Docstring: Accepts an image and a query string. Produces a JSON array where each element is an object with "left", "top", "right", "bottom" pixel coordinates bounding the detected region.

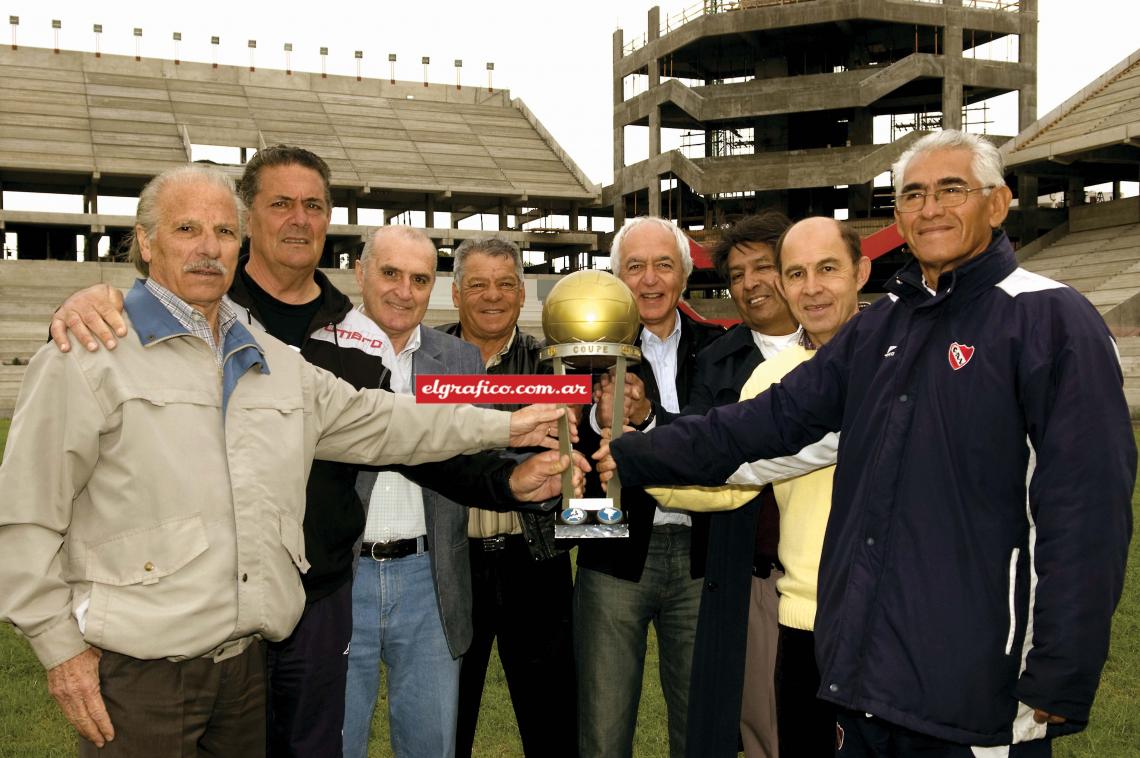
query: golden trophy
[{"left": 540, "top": 270, "right": 640, "bottom": 538}]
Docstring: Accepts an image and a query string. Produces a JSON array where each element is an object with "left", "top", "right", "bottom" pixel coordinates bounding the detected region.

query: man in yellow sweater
[
  {"left": 737, "top": 216, "right": 869, "bottom": 756},
  {"left": 650, "top": 215, "right": 869, "bottom": 756}
]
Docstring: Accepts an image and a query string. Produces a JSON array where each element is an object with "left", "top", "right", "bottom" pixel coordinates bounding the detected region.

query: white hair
[
  {"left": 610, "top": 216, "right": 693, "bottom": 278},
  {"left": 891, "top": 130, "right": 1005, "bottom": 195}
]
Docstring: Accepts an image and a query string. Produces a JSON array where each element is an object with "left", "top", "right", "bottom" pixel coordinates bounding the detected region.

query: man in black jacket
[
  {"left": 439, "top": 236, "right": 577, "bottom": 758},
  {"left": 576, "top": 216, "right": 722, "bottom": 758},
  {"left": 679, "top": 212, "right": 797, "bottom": 758}
]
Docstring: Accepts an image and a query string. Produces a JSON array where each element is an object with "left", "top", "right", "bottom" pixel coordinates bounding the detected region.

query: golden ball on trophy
[{"left": 542, "top": 270, "right": 639, "bottom": 347}]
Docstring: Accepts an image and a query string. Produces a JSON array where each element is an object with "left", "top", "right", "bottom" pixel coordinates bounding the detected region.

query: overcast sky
[{"left": 2, "top": 0, "right": 1136, "bottom": 186}]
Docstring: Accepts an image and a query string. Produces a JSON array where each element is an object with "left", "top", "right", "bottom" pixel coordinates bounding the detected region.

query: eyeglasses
[{"left": 894, "top": 185, "right": 994, "bottom": 213}]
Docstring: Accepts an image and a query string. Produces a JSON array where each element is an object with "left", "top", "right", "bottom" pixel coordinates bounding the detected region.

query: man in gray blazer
[{"left": 340, "top": 226, "right": 565, "bottom": 758}]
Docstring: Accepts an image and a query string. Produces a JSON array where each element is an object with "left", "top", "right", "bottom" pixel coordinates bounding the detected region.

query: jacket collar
[
  {"left": 124, "top": 280, "right": 269, "bottom": 374},
  {"left": 702, "top": 323, "right": 761, "bottom": 363},
  {"left": 886, "top": 230, "right": 1018, "bottom": 309},
  {"left": 635, "top": 307, "right": 699, "bottom": 350},
  {"left": 226, "top": 254, "right": 353, "bottom": 332}
]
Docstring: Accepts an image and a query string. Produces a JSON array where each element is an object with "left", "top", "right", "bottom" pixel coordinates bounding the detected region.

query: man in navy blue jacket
[{"left": 597, "top": 130, "right": 1134, "bottom": 757}]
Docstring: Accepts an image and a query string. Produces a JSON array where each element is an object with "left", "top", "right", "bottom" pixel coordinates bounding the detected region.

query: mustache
[{"left": 182, "top": 259, "right": 228, "bottom": 276}]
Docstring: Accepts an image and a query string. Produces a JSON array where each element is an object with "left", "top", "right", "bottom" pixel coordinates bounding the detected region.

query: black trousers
[
  {"left": 836, "top": 709, "right": 1053, "bottom": 757},
  {"left": 456, "top": 535, "right": 578, "bottom": 758},
  {"left": 775, "top": 624, "right": 836, "bottom": 758},
  {"left": 81, "top": 641, "right": 266, "bottom": 757},
  {"left": 266, "top": 578, "right": 354, "bottom": 758}
]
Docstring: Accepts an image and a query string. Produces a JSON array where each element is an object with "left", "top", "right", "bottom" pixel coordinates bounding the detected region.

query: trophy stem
[
  {"left": 552, "top": 356, "right": 575, "bottom": 503},
  {"left": 608, "top": 355, "right": 626, "bottom": 511}
]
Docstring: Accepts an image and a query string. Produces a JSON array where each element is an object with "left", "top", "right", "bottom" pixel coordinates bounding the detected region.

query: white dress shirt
[
  {"left": 362, "top": 318, "right": 428, "bottom": 543},
  {"left": 637, "top": 313, "right": 691, "bottom": 527}
]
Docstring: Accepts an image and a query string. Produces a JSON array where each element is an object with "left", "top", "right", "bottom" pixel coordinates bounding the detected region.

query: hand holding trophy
[{"left": 540, "top": 270, "right": 640, "bottom": 538}]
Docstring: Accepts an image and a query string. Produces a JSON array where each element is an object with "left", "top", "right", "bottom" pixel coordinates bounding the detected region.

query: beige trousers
[{"left": 740, "top": 570, "right": 783, "bottom": 758}]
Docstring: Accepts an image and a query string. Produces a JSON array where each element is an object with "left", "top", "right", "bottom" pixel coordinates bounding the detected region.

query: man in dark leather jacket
[{"left": 439, "top": 236, "right": 577, "bottom": 758}]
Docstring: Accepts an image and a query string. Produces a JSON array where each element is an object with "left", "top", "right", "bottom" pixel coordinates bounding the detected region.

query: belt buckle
[{"left": 482, "top": 535, "right": 507, "bottom": 552}]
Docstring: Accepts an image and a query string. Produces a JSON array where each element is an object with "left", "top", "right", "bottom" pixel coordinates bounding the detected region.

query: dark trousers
[
  {"left": 266, "top": 579, "right": 354, "bottom": 758},
  {"left": 836, "top": 709, "right": 1053, "bottom": 757},
  {"left": 456, "top": 535, "right": 578, "bottom": 758},
  {"left": 775, "top": 625, "right": 835, "bottom": 758},
  {"left": 80, "top": 641, "right": 266, "bottom": 757}
]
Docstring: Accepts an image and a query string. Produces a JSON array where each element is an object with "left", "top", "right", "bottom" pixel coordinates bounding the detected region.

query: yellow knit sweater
[
  {"left": 737, "top": 345, "right": 833, "bottom": 632},
  {"left": 643, "top": 344, "right": 834, "bottom": 630}
]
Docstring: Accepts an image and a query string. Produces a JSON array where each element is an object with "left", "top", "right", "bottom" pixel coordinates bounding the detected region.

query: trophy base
[
  {"left": 556, "top": 499, "right": 629, "bottom": 539},
  {"left": 555, "top": 524, "right": 630, "bottom": 539}
]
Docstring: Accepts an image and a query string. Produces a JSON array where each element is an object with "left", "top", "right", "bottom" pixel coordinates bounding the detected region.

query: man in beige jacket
[{"left": 0, "top": 164, "right": 580, "bottom": 757}]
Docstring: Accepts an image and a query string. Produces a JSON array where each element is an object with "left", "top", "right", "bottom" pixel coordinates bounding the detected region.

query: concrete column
[
  {"left": 647, "top": 6, "right": 662, "bottom": 218},
  {"left": 569, "top": 202, "right": 579, "bottom": 231},
  {"left": 941, "top": 0, "right": 964, "bottom": 131},
  {"left": 347, "top": 192, "right": 358, "bottom": 225},
  {"left": 84, "top": 231, "right": 103, "bottom": 262},
  {"left": 1018, "top": 0, "right": 1039, "bottom": 132},
  {"left": 499, "top": 199, "right": 508, "bottom": 231},
  {"left": 647, "top": 6, "right": 661, "bottom": 156},
  {"left": 848, "top": 108, "right": 874, "bottom": 217},
  {"left": 1067, "top": 175, "right": 1085, "bottom": 208},
  {"left": 613, "top": 28, "right": 626, "bottom": 228},
  {"left": 425, "top": 194, "right": 436, "bottom": 229},
  {"left": 83, "top": 184, "right": 97, "bottom": 214},
  {"left": 753, "top": 56, "right": 789, "bottom": 155},
  {"left": 1014, "top": 0, "right": 1041, "bottom": 243},
  {"left": 1017, "top": 172, "right": 1039, "bottom": 244}
]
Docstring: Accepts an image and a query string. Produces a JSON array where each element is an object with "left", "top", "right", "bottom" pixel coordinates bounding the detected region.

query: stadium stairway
[
  {"left": 1019, "top": 221, "right": 1140, "bottom": 320},
  {"left": 1016, "top": 212, "right": 1140, "bottom": 417}
]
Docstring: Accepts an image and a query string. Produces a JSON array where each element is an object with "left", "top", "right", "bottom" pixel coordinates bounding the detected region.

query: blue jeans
[
  {"left": 573, "top": 524, "right": 702, "bottom": 758},
  {"left": 342, "top": 551, "right": 461, "bottom": 758}
]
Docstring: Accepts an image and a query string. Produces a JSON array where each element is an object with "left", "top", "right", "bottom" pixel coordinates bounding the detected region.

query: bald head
[
  {"left": 776, "top": 217, "right": 870, "bottom": 346},
  {"left": 776, "top": 217, "right": 862, "bottom": 272}
]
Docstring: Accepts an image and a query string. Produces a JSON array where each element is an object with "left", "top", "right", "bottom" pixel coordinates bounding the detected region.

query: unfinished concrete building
[
  {"left": 608, "top": 0, "right": 1038, "bottom": 237},
  {"left": 0, "top": 45, "right": 600, "bottom": 270}
]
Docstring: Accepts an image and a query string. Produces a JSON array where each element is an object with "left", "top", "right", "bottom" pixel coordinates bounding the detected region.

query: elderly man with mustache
[{"left": 0, "top": 163, "right": 582, "bottom": 757}]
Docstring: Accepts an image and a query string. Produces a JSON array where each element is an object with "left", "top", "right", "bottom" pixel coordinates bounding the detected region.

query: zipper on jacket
[{"left": 1004, "top": 547, "right": 1020, "bottom": 655}]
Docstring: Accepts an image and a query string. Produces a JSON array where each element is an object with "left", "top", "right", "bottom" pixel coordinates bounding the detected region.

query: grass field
[{"left": 0, "top": 417, "right": 1136, "bottom": 756}]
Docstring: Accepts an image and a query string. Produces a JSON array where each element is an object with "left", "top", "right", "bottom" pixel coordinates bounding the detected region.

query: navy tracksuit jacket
[{"left": 611, "top": 232, "right": 1135, "bottom": 746}]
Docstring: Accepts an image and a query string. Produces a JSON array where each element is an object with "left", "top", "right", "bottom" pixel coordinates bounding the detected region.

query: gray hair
[
  {"left": 610, "top": 216, "right": 694, "bottom": 279},
  {"left": 128, "top": 164, "right": 246, "bottom": 276},
  {"left": 453, "top": 236, "right": 524, "bottom": 286},
  {"left": 359, "top": 225, "right": 437, "bottom": 271},
  {"left": 892, "top": 130, "right": 1005, "bottom": 196}
]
